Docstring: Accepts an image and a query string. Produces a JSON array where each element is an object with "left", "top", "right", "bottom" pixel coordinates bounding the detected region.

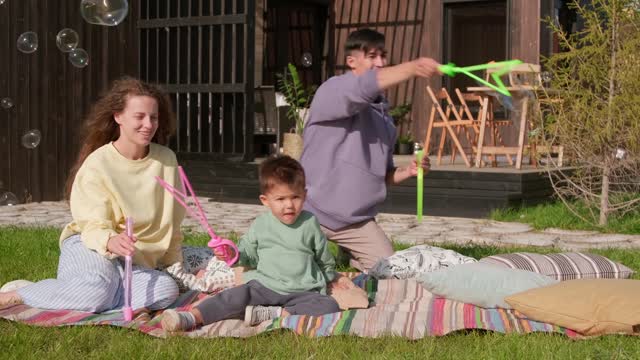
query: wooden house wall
[
  {"left": 331, "top": 0, "right": 429, "bottom": 137},
  {"left": 0, "top": 0, "right": 139, "bottom": 202},
  {"left": 330, "top": 0, "right": 542, "bottom": 148},
  {"left": 420, "top": 0, "right": 541, "bottom": 149}
]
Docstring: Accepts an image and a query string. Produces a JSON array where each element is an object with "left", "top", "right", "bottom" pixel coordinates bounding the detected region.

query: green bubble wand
[
  {"left": 438, "top": 60, "right": 522, "bottom": 97},
  {"left": 414, "top": 143, "right": 424, "bottom": 222}
]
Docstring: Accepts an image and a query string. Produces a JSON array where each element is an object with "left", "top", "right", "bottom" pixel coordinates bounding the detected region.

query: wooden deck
[{"left": 180, "top": 154, "right": 558, "bottom": 219}]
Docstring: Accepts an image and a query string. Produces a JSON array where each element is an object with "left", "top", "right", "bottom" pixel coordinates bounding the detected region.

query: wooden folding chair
[
  {"left": 455, "top": 88, "right": 513, "bottom": 166},
  {"left": 450, "top": 89, "right": 493, "bottom": 166},
  {"left": 423, "top": 86, "right": 473, "bottom": 167}
]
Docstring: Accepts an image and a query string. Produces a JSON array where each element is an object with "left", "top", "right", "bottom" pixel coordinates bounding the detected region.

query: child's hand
[
  {"left": 213, "top": 247, "right": 226, "bottom": 259},
  {"left": 330, "top": 274, "right": 356, "bottom": 291}
]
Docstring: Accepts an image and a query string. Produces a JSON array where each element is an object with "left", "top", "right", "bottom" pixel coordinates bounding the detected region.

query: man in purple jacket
[{"left": 300, "top": 29, "right": 440, "bottom": 272}]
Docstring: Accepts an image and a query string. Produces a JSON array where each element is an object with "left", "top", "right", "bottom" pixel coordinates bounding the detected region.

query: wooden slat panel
[
  {"left": 332, "top": 0, "right": 428, "bottom": 136},
  {"left": 140, "top": 0, "right": 253, "bottom": 158},
  {"left": 0, "top": 0, "right": 139, "bottom": 202}
]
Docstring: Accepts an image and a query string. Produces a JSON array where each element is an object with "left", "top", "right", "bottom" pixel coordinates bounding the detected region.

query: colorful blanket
[{"left": 0, "top": 275, "right": 578, "bottom": 339}]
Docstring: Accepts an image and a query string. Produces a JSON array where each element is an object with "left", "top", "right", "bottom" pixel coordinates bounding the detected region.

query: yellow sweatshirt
[{"left": 59, "top": 142, "right": 186, "bottom": 269}]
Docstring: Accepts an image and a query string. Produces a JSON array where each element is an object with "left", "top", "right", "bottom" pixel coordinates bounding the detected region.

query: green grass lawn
[
  {"left": 490, "top": 201, "right": 640, "bottom": 235},
  {"left": 1, "top": 226, "right": 640, "bottom": 359}
]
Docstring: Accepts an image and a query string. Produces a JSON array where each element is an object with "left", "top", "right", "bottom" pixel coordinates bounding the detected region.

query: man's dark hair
[
  {"left": 344, "top": 28, "right": 386, "bottom": 56},
  {"left": 259, "top": 155, "right": 306, "bottom": 194}
]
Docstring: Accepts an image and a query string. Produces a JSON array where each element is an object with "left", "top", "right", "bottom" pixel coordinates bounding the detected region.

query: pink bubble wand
[
  {"left": 123, "top": 216, "right": 134, "bottom": 321},
  {"left": 155, "top": 166, "right": 239, "bottom": 266}
]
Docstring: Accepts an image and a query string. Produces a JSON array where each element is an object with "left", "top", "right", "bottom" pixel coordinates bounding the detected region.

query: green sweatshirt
[{"left": 238, "top": 210, "right": 337, "bottom": 294}]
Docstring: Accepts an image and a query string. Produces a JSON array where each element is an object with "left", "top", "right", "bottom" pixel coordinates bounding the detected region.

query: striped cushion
[{"left": 479, "top": 252, "right": 635, "bottom": 281}]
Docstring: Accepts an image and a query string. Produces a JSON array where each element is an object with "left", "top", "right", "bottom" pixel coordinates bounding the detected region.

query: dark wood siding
[
  {"left": 139, "top": 0, "right": 255, "bottom": 161},
  {"left": 1, "top": 0, "right": 256, "bottom": 203},
  {"left": 332, "top": 0, "right": 429, "bottom": 137},
  {"left": 0, "top": 0, "right": 139, "bottom": 202},
  {"left": 420, "top": 0, "right": 541, "bottom": 148}
]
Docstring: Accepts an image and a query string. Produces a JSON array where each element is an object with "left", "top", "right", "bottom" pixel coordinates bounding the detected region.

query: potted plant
[
  {"left": 390, "top": 103, "right": 414, "bottom": 155},
  {"left": 396, "top": 133, "right": 414, "bottom": 155},
  {"left": 276, "top": 63, "right": 316, "bottom": 160},
  {"left": 389, "top": 103, "right": 412, "bottom": 128}
]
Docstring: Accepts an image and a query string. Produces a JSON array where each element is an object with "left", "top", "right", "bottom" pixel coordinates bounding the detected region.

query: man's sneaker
[{"left": 244, "top": 305, "right": 282, "bottom": 326}]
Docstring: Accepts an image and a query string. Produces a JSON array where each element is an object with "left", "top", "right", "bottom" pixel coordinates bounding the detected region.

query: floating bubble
[
  {"left": 56, "top": 28, "right": 79, "bottom": 52},
  {"left": 486, "top": 91, "right": 514, "bottom": 111},
  {"left": 80, "top": 0, "right": 129, "bottom": 26},
  {"left": 1, "top": 97, "right": 13, "bottom": 109},
  {"left": 0, "top": 191, "right": 19, "bottom": 206},
  {"left": 301, "top": 52, "right": 312, "bottom": 67},
  {"left": 69, "top": 48, "right": 89, "bottom": 68},
  {"left": 615, "top": 148, "right": 627, "bottom": 160},
  {"left": 541, "top": 71, "right": 552, "bottom": 83},
  {"left": 21, "top": 129, "right": 41, "bottom": 149},
  {"left": 16, "top": 31, "right": 38, "bottom": 54},
  {"left": 0, "top": 0, "right": 6, "bottom": 5}
]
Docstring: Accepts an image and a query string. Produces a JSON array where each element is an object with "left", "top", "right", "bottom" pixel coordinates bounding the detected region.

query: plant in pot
[
  {"left": 276, "top": 63, "right": 316, "bottom": 160},
  {"left": 389, "top": 103, "right": 413, "bottom": 155},
  {"left": 397, "top": 133, "right": 414, "bottom": 155},
  {"left": 389, "top": 103, "right": 412, "bottom": 128}
]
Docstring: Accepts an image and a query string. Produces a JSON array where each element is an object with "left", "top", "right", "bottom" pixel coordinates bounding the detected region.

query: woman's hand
[{"left": 107, "top": 232, "right": 137, "bottom": 257}]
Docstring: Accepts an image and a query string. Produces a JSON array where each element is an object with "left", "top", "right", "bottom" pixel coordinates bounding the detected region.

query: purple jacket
[{"left": 300, "top": 69, "right": 397, "bottom": 230}]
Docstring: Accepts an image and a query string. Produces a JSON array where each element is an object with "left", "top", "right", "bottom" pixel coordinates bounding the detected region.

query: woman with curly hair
[{"left": 0, "top": 77, "right": 185, "bottom": 314}]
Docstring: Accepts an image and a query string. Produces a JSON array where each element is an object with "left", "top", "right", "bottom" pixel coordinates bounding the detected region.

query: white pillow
[
  {"left": 369, "top": 245, "right": 477, "bottom": 279},
  {"left": 164, "top": 246, "right": 236, "bottom": 293}
]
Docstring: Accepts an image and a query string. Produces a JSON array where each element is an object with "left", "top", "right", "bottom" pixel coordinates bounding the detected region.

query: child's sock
[{"left": 161, "top": 309, "right": 197, "bottom": 332}]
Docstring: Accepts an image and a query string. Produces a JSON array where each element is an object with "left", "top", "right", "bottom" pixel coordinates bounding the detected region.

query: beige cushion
[{"left": 505, "top": 279, "right": 640, "bottom": 336}]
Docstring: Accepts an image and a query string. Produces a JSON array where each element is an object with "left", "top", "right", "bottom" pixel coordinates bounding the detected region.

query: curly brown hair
[{"left": 64, "top": 77, "right": 176, "bottom": 198}]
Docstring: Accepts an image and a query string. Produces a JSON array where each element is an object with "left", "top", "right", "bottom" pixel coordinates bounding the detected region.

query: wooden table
[{"left": 466, "top": 86, "right": 536, "bottom": 169}]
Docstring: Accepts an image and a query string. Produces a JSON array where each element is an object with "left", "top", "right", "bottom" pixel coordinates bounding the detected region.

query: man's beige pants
[{"left": 321, "top": 219, "right": 394, "bottom": 272}]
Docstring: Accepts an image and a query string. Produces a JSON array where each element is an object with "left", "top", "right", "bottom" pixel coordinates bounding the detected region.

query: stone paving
[{"left": 1, "top": 200, "right": 639, "bottom": 251}]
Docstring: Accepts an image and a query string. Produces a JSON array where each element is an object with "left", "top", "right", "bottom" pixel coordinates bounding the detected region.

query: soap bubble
[
  {"left": 56, "top": 28, "right": 79, "bottom": 52},
  {"left": 16, "top": 32, "right": 38, "bottom": 54},
  {"left": 615, "top": 148, "right": 627, "bottom": 160},
  {"left": 0, "top": 191, "right": 19, "bottom": 206},
  {"left": 541, "top": 71, "right": 552, "bottom": 83},
  {"left": 301, "top": 52, "right": 312, "bottom": 67},
  {"left": 21, "top": 129, "right": 41, "bottom": 149},
  {"left": 69, "top": 48, "right": 89, "bottom": 68},
  {"left": 0, "top": 0, "right": 6, "bottom": 5},
  {"left": 81, "top": 0, "right": 129, "bottom": 26},
  {"left": 1, "top": 97, "right": 13, "bottom": 109},
  {"left": 493, "top": 93, "right": 514, "bottom": 111}
]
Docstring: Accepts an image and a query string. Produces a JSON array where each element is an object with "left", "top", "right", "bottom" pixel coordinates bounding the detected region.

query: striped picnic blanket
[{"left": 0, "top": 274, "right": 577, "bottom": 339}]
